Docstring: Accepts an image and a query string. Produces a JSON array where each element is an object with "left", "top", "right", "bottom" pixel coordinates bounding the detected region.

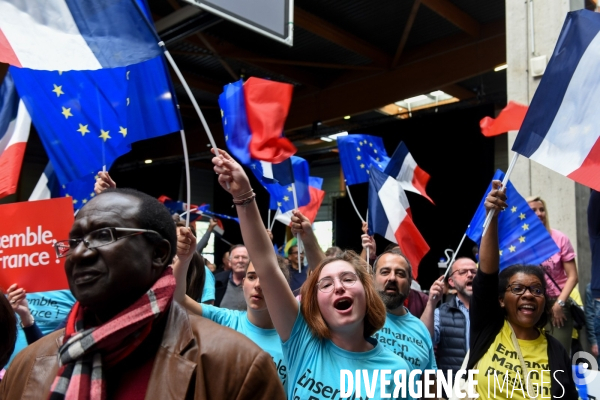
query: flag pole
[
  {"left": 270, "top": 211, "right": 277, "bottom": 231},
  {"left": 443, "top": 230, "right": 469, "bottom": 278},
  {"left": 345, "top": 180, "right": 366, "bottom": 223},
  {"left": 267, "top": 209, "right": 271, "bottom": 231},
  {"left": 481, "top": 153, "right": 519, "bottom": 236},
  {"left": 365, "top": 210, "right": 370, "bottom": 265},
  {"left": 291, "top": 182, "right": 302, "bottom": 273}
]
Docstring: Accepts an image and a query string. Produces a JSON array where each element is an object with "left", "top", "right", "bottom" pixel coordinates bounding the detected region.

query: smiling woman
[
  {"left": 467, "top": 181, "right": 578, "bottom": 400},
  {"left": 211, "top": 148, "right": 413, "bottom": 400}
]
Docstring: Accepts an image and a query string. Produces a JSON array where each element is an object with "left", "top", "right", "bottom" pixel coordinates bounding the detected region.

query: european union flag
[
  {"left": 337, "top": 134, "right": 390, "bottom": 185},
  {"left": 10, "top": 55, "right": 181, "bottom": 185},
  {"left": 29, "top": 163, "right": 97, "bottom": 212},
  {"left": 466, "top": 170, "right": 560, "bottom": 271},
  {"left": 220, "top": 79, "right": 252, "bottom": 165},
  {"left": 250, "top": 156, "right": 310, "bottom": 212}
]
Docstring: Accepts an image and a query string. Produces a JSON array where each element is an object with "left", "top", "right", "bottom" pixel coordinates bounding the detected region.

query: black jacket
[
  {"left": 214, "top": 270, "right": 230, "bottom": 306},
  {"left": 437, "top": 297, "right": 468, "bottom": 373},
  {"left": 469, "top": 269, "right": 578, "bottom": 399}
]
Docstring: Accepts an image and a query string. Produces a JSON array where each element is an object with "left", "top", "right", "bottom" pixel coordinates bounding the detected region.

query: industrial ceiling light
[
  {"left": 145, "top": 159, "right": 153, "bottom": 164},
  {"left": 494, "top": 63, "right": 507, "bottom": 72}
]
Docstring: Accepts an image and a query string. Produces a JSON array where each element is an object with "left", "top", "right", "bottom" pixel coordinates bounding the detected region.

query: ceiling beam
[
  {"left": 294, "top": 7, "right": 391, "bottom": 66},
  {"left": 285, "top": 23, "right": 504, "bottom": 130},
  {"left": 392, "top": 0, "right": 421, "bottom": 67},
  {"left": 439, "top": 84, "right": 476, "bottom": 100},
  {"left": 421, "top": 0, "right": 480, "bottom": 37}
]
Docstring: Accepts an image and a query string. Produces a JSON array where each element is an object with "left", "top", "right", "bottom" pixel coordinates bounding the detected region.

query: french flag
[
  {"left": 0, "top": 72, "right": 30, "bottom": 199},
  {"left": 384, "top": 141, "right": 434, "bottom": 204},
  {"left": 512, "top": 10, "right": 600, "bottom": 191},
  {"left": 368, "top": 167, "right": 429, "bottom": 278},
  {"left": 0, "top": 0, "right": 162, "bottom": 71}
]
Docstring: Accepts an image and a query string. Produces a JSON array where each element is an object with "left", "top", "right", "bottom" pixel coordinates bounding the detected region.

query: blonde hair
[
  {"left": 299, "top": 251, "right": 386, "bottom": 340},
  {"left": 526, "top": 195, "right": 550, "bottom": 231}
]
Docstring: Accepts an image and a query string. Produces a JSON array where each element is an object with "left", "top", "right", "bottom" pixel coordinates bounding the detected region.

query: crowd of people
[{"left": 0, "top": 148, "right": 596, "bottom": 399}]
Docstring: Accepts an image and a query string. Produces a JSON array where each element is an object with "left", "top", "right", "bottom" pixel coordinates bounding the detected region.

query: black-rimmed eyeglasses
[
  {"left": 505, "top": 283, "right": 544, "bottom": 297},
  {"left": 54, "top": 227, "right": 160, "bottom": 258}
]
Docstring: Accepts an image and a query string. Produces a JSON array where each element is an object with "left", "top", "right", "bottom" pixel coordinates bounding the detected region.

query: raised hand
[
  {"left": 211, "top": 148, "right": 252, "bottom": 198},
  {"left": 291, "top": 210, "right": 312, "bottom": 239},
  {"left": 6, "top": 283, "right": 34, "bottom": 327},
  {"left": 94, "top": 171, "right": 116, "bottom": 194},
  {"left": 176, "top": 226, "right": 197, "bottom": 266},
  {"left": 484, "top": 180, "right": 507, "bottom": 214}
]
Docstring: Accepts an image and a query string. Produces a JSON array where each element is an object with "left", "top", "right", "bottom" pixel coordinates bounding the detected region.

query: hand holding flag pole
[
  {"left": 481, "top": 153, "right": 519, "bottom": 236},
  {"left": 346, "top": 180, "right": 370, "bottom": 262}
]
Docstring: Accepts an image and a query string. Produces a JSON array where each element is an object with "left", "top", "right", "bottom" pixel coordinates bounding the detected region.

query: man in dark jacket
[
  {"left": 0, "top": 189, "right": 284, "bottom": 400},
  {"left": 421, "top": 258, "right": 476, "bottom": 396},
  {"left": 214, "top": 244, "right": 249, "bottom": 309}
]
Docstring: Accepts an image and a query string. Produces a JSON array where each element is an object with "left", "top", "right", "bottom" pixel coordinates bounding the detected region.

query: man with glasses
[
  {"left": 0, "top": 188, "right": 284, "bottom": 400},
  {"left": 421, "top": 257, "right": 477, "bottom": 397},
  {"left": 214, "top": 244, "right": 250, "bottom": 310}
]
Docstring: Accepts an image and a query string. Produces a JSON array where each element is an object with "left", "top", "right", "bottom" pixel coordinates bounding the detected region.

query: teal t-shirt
[
  {"left": 283, "top": 309, "right": 414, "bottom": 400},
  {"left": 201, "top": 304, "right": 287, "bottom": 387},
  {"left": 8, "top": 289, "right": 76, "bottom": 366},
  {"left": 200, "top": 266, "right": 215, "bottom": 302},
  {"left": 373, "top": 309, "right": 437, "bottom": 381}
]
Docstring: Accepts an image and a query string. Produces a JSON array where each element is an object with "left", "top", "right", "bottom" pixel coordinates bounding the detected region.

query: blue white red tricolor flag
[
  {"left": 220, "top": 77, "right": 296, "bottom": 164},
  {"left": 0, "top": 72, "right": 30, "bottom": 199},
  {"left": 368, "top": 167, "right": 429, "bottom": 277},
  {"left": 512, "top": 10, "right": 600, "bottom": 191},
  {"left": 0, "top": 0, "right": 162, "bottom": 71},
  {"left": 384, "top": 141, "right": 433, "bottom": 204}
]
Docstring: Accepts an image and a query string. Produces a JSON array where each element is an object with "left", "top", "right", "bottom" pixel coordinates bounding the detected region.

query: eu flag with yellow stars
[
  {"left": 249, "top": 156, "right": 310, "bottom": 212},
  {"left": 466, "top": 170, "right": 559, "bottom": 271},
  {"left": 337, "top": 134, "right": 390, "bottom": 185},
  {"left": 9, "top": 54, "right": 181, "bottom": 185},
  {"left": 29, "top": 163, "right": 97, "bottom": 213}
]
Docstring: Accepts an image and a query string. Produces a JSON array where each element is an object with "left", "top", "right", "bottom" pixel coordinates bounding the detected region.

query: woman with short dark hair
[{"left": 469, "top": 181, "right": 577, "bottom": 399}]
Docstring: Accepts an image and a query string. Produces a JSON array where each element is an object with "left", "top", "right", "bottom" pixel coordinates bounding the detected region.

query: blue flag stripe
[
  {"left": 383, "top": 141, "right": 409, "bottom": 178},
  {"left": 0, "top": 73, "right": 19, "bottom": 141},
  {"left": 513, "top": 10, "right": 600, "bottom": 156},
  {"left": 64, "top": 0, "right": 162, "bottom": 68}
]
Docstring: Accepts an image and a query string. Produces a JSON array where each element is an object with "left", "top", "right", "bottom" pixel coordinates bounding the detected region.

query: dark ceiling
[{"left": 106, "top": 0, "right": 508, "bottom": 171}]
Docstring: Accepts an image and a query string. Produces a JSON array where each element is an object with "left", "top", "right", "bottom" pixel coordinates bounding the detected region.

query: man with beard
[
  {"left": 371, "top": 249, "right": 437, "bottom": 384},
  {"left": 421, "top": 257, "right": 476, "bottom": 398}
]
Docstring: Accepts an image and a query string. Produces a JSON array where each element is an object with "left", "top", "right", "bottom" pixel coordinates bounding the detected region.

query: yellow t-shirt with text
[{"left": 476, "top": 320, "right": 551, "bottom": 399}]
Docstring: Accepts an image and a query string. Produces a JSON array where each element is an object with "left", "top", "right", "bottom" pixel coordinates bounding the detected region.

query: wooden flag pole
[{"left": 481, "top": 153, "right": 519, "bottom": 237}]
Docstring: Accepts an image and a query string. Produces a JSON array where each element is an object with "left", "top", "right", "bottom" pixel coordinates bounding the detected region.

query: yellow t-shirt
[{"left": 476, "top": 320, "right": 551, "bottom": 399}]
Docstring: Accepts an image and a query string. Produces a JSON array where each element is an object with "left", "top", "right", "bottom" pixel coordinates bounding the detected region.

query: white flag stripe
[
  {"left": 378, "top": 176, "right": 409, "bottom": 243},
  {"left": 260, "top": 161, "right": 274, "bottom": 180},
  {"left": 530, "top": 30, "right": 600, "bottom": 175},
  {"left": 29, "top": 172, "right": 51, "bottom": 200},
  {"left": 396, "top": 153, "right": 424, "bottom": 196},
  {"left": 0, "top": 1, "right": 102, "bottom": 70}
]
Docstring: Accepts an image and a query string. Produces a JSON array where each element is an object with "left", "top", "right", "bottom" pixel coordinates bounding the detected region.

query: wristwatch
[{"left": 557, "top": 299, "right": 566, "bottom": 307}]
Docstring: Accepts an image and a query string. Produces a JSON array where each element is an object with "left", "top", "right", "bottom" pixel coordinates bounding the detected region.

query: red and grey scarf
[{"left": 48, "top": 267, "right": 176, "bottom": 400}]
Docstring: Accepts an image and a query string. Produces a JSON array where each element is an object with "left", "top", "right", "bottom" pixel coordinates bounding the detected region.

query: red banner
[{"left": 0, "top": 197, "right": 74, "bottom": 293}]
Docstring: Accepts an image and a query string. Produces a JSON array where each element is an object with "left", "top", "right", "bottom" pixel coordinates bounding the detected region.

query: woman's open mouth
[
  {"left": 518, "top": 304, "right": 536, "bottom": 315},
  {"left": 334, "top": 297, "right": 353, "bottom": 311}
]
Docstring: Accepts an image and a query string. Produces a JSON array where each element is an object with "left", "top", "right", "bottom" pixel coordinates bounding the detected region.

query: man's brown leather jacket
[{"left": 0, "top": 301, "right": 286, "bottom": 400}]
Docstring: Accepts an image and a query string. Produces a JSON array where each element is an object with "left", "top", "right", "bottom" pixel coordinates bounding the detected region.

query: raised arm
[
  {"left": 420, "top": 276, "right": 444, "bottom": 340},
  {"left": 291, "top": 210, "right": 325, "bottom": 270},
  {"left": 172, "top": 226, "right": 204, "bottom": 316},
  {"left": 212, "top": 149, "right": 298, "bottom": 340},
  {"left": 196, "top": 218, "right": 217, "bottom": 254},
  {"left": 479, "top": 180, "right": 505, "bottom": 275}
]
